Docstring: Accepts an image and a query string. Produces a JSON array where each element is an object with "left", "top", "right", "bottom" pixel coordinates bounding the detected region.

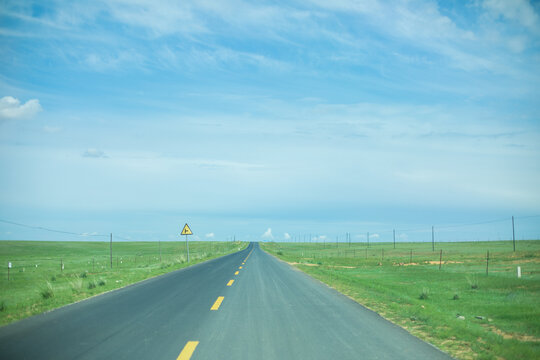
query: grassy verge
[
  {"left": 261, "top": 240, "right": 540, "bottom": 360},
  {"left": 0, "top": 240, "right": 247, "bottom": 326}
]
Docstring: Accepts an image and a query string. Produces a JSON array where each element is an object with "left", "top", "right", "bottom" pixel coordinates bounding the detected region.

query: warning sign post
[{"left": 181, "top": 224, "right": 193, "bottom": 262}]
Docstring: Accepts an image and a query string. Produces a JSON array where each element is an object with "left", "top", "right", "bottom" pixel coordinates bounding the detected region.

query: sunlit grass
[
  {"left": 261, "top": 240, "right": 540, "bottom": 360},
  {"left": 0, "top": 240, "right": 247, "bottom": 326}
]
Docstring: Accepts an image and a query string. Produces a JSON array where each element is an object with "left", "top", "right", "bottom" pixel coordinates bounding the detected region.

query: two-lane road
[{"left": 0, "top": 242, "right": 453, "bottom": 359}]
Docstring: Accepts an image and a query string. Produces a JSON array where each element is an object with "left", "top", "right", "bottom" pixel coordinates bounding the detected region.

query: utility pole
[
  {"left": 367, "top": 232, "right": 370, "bottom": 248},
  {"left": 110, "top": 233, "right": 113, "bottom": 269},
  {"left": 432, "top": 226, "right": 435, "bottom": 252},
  {"left": 512, "top": 216, "right": 516, "bottom": 252},
  {"left": 159, "top": 238, "right": 161, "bottom": 262},
  {"left": 393, "top": 229, "right": 396, "bottom": 249}
]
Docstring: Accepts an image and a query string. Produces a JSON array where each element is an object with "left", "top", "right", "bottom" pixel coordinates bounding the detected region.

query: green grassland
[
  {"left": 0, "top": 240, "right": 247, "bottom": 326},
  {"left": 261, "top": 240, "right": 540, "bottom": 360}
]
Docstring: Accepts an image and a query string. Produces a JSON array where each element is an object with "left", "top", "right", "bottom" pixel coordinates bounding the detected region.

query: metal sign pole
[
  {"left": 181, "top": 223, "right": 193, "bottom": 263},
  {"left": 186, "top": 234, "right": 190, "bottom": 263}
]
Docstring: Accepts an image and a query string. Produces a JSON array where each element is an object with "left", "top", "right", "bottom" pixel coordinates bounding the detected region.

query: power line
[
  {"left": 360, "top": 215, "right": 540, "bottom": 237},
  {"left": 0, "top": 218, "right": 108, "bottom": 238}
]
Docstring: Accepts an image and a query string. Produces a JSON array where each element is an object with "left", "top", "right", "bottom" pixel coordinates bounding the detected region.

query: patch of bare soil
[
  {"left": 482, "top": 325, "right": 540, "bottom": 342},
  {"left": 329, "top": 265, "right": 356, "bottom": 269},
  {"left": 510, "top": 258, "right": 540, "bottom": 264},
  {"left": 287, "top": 262, "right": 319, "bottom": 267},
  {"left": 393, "top": 262, "right": 420, "bottom": 266}
]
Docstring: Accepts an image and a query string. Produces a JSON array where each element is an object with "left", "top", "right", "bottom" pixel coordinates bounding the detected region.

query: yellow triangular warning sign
[{"left": 181, "top": 223, "right": 193, "bottom": 235}]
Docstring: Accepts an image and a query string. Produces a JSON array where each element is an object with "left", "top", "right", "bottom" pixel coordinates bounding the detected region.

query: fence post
[
  {"left": 512, "top": 216, "right": 516, "bottom": 252},
  {"left": 486, "top": 250, "right": 489, "bottom": 276},
  {"left": 110, "top": 233, "right": 113, "bottom": 269}
]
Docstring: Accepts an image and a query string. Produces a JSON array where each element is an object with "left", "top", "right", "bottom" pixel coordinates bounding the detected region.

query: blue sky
[{"left": 1, "top": 0, "right": 539, "bottom": 243}]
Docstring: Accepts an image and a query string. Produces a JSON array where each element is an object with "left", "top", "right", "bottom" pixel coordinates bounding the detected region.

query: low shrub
[
  {"left": 70, "top": 278, "right": 83, "bottom": 294},
  {"left": 40, "top": 282, "right": 54, "bottom": 299}
]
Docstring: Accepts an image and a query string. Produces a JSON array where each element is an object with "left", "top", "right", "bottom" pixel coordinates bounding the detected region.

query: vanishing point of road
[{"left": 0, "top": 242, "right": 453, "bottom": 359}]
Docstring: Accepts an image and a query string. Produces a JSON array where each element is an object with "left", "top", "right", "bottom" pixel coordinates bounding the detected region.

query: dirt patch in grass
[
  {"left": 393, "top": 262, "right": 420, "bottom": 266},
  {"left": 510, "top": 258, "right": 540, "bottom": 264},
  {"left": 424, "top": 261, "right": 464, "bottom": 265},
  {"left": 483, "top": 325, "right": 540, "bottom": 342},
  {"left": 288, "top": 262, "right": 319, "bottom": 267},
  {"left": 289, "top": 262, "right": 356, "bottom": 269},
  {"left": 328, "top": 265, "right": 356, "bottom": 269}
]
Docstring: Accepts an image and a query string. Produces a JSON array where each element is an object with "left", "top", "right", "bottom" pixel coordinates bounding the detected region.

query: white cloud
[
  {"left": 205, "top": 232, "right": 215, "bottom": 238},
  {"left": 483, "top": 0, "right": 540, "bottom": 31},
  {"left": 371, "top": 233, "right": 380, "bottom": 239},
  {"left": 0, "top": 96, "right": 42, "bottom": 121},
  {"left": 283, "top": 232, "right": 291, "bottom": 240},
  {"left": 82, "top": 148, "right": 109, "bottom": 158},
  {"left": 262, "top": 228, "right": 273, "bottom": 239}
]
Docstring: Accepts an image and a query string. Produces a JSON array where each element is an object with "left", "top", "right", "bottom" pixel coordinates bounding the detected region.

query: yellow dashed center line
[
  {"left": 211, "top": 296, "right": 224, "bottom": 310},
  {"left": 234, "top": 271, "right": 239, "bottom": 275},
  {"left": 177, "top": 341, "right": 199, "bottom": 360},
  {"left": 243, "top": 249, "right": 253, "bottom": 262},
  {"left": 227, "top": 279, "right": 234, "bottom": 286}
]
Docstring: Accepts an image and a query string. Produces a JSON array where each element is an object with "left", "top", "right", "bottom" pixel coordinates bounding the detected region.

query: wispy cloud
[
  {"left": 483, "top": 0, "right": 540, "bottom": 31},
  {"left": 205, "top": 232, "right": 215, "bottom": 238},
  {"left": 83, "top": 51, "right": 146, "bottom": 72},
  {"left": 82, "top": 148, "right": 109, "bottom": 158}
]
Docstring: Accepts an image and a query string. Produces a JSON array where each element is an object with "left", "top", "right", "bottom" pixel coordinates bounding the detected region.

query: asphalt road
[{"left": 0, "top": 242, "right": 453, "bottom": 359}]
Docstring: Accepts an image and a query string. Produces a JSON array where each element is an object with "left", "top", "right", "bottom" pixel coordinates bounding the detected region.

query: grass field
[
  {"left": 261, "top": 240, "right": 540, "bottom": 360},
  {"left": 0, "top": 240, "right": 247, "bottom": 326}
]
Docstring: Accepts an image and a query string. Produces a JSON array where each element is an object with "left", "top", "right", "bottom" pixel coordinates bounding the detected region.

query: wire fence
[{"left": 283, "top": 215, "right": 540, "bottom": 248}]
